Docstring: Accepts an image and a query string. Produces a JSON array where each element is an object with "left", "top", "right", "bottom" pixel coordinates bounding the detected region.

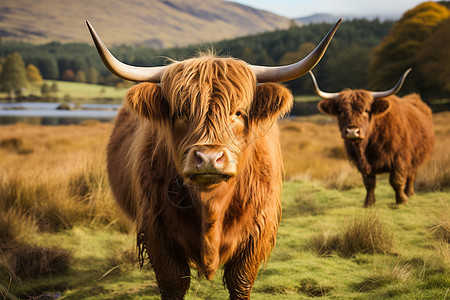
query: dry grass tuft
[
  {"left": 309, "top": 231, "right": 341, "bottom": 256},
  {"left": 339, "top": 211, "right": 395, "bottom": 257},
  {"left": 297, "top": 278, "right": 334, "bottom": 297},
  {"left": 1, "top": 242, "right": 71, "bottom": 283},
  {"left": 429, "top": 198, "right": 450, "bottom": 244},
  {"left": 309, "top": 211, "right": 395, "bottom": 258},
  {"left": 0, "top": 209, "right": 38, "bottom": 247},
  {"left": 354, "top": 261, "right": 413, "bottom": 292}
]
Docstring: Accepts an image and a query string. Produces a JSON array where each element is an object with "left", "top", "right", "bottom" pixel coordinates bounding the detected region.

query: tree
[
  {"left": 87, "top": 66, "right": 99, "bottom": 84},
  {"left": 50, "top": 82, "right": 59, "bottom": 94},
  {"left": 41, "top": 83, "right": 50, "bottom": 96},
  {"left": 32, "top": 55, "right": 59, "bottom": 80},
  {"left": 61, "top": 69, "right": 75, "bottom": 81},
  {"left": 26, "top": 64, "right": 43, "bottom": 89},
  {"left": 0, "top": 52, "right": 28, "bottom": 98},
  {"left": 368, "top": 2, "right": 450, "bottom": 93},
  {"left": 322, "top": 45, "right": 372, "bottom": 91},
  {"left": 278, "top": 43, "right": 316, "bottom": 94},
  {"left": 75, "top": 70, "right": 86, "bottom": 83},
  {"left": 415, "top": 17, "right": 450, "bottom": 98}
]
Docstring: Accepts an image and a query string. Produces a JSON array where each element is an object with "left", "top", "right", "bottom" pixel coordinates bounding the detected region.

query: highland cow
[
  {"left": 310, "top": 69, "right": 435, "bottom": 207},
  {"left": 87, "top": 19, "right": 340, "bottom": 299}
]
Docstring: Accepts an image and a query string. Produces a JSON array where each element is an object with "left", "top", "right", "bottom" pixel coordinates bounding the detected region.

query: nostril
[
  {"left": 354, "top": 128, "right": 360, "bottom": 136},
  {"left": 195, "top": 151, "right": 204, "bottom": 166},
  {"left": 215, "top": 151, "right": 224, "bottom": 166}
]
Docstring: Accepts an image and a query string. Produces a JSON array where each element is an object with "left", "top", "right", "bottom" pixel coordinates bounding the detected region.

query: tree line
[
  {"left": 1, "top": 1, "right": 449, "bottom": 100},
  {"left": 0, "top": 18, "right": 393, "bottom": 96}
]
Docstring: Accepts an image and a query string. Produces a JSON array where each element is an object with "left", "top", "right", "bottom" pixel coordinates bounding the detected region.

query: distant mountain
[
  {"left": 0, "top": 0, "right": 291, "bottom": 48},
  {"left": 296, "top": 13, "right": 400, "bottom": 25},
  {"left": 296, "top": 13, "right": 340, "bottom": 25}
]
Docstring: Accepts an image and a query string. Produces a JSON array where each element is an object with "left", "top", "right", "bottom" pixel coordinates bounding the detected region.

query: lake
[{"left": 0, "top": 102, "right": 120, "bottom": 125}]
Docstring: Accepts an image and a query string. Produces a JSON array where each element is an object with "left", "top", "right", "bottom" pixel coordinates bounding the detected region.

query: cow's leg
[
  {"left": 405, "top": 169, "right": 417, "bottom": 197},
  {"left": 223, "top": 242, "right": 263, "bottom": 299},
  {"left": 149, "top": 246, "right": 191, "bottom": 300},
  {"left": 362, "top": 173, "right": 376, "bottom": 207},
  {"left": 389, "top": 169, "right": 408, "bottom": 204}
]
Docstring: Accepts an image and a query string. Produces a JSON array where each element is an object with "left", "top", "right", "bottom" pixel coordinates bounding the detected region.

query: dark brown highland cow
[
  {"left": 87, "top": 20, "right": 341, "bottom": 299},
  {"left": 309, "top": 69, "right": 435, "bottom": 207}
]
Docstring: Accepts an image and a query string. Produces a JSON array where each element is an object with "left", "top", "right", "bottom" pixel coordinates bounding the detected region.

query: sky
[{"left": 231, "top": 0, "right": 437, "bottom": 19}]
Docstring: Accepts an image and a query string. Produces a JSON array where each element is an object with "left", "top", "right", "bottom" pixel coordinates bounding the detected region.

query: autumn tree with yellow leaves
[{"left": 368, "top": 1, "right": 450, "bottom": 97}]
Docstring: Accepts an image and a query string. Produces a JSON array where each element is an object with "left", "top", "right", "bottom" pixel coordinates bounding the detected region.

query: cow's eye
[
  {"left": 235, "top": 111, "right": 242, "bottom": 117},
  {"left": 177, "top": 110, "right": 188, "bottom": 121}
]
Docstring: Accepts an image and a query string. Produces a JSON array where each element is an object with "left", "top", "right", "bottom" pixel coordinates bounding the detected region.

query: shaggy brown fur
[
  {"left": 107, "top": 55, "right": 293, "bottom": 299},
  {"left": 319, "top": 91, "right": 434, "bottom": 207}
]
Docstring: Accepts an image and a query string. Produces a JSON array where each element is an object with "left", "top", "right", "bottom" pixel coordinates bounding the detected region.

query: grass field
[
  {"left": 0, "top": 112, "right": 448, "bottom": 299},
  {"left": 45, "top": 80, "right": 130, "bottom": 102},
  {"left": 0, "top": 81, "right": 129, "bottom": 104}
]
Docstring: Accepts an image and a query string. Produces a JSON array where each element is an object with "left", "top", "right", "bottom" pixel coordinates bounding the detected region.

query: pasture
[
  {"left": 0, "top": 80, "right": 129, "bottom": 104},
  {"left": 0, "top": 112, "right": 448, "bottom": 299}
]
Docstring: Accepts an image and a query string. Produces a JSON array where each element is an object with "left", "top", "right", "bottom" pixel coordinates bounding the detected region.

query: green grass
[
  {"left": 0, "top": 81, "right": 129, "bottom": 103},
  {"left": 2, "top": 179, "right": 448, "bottom": 299},
  {"left": 44, "top": 80, "right": 129, "bottom": 103},
  {"left": 293, "top": 95, "right": 321, "bottom": 102}
]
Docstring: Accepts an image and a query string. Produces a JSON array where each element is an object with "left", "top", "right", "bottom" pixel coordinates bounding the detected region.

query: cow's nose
[
  {"left": 346, "top": 126, "right": 360, "bottom": 138},
  {"left": 346, "top": 127, "right": 360, "bottom": 136},
  {"left": 195, "top": 150, "right": 224, "bottom": 170}
]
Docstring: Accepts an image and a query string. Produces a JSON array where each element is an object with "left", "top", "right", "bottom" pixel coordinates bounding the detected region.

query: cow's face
[
  {"left": 318, "top": 90, "right": 391, "bottom": 141},
  {"left": 125, "top": 57, "right": 292, "bottom": 189}
]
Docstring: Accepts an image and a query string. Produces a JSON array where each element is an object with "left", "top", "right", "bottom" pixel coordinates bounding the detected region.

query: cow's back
[{"left": 368, "top": 94, "right": 434, "bottom": 171}]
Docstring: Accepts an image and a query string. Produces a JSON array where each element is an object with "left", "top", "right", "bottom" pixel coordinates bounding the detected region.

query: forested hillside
[{"left": 0, "top": 19, "right": 394, "bottom": 95}]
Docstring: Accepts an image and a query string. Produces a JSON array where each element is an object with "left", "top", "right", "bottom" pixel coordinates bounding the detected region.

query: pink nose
[
  {"left": 195, "top": 150, "right": 225, "bottom": 171},
  {"left": 345, "top": 127, "right": 360, "bottom": 139}
]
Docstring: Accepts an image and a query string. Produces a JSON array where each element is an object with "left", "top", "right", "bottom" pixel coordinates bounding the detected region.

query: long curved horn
[
  {"left": 308, "top": 71, "right": 339, "bottom": 100},
  {"left": 370, "top": 68, "right": 412, "bottom": 99},
  {"left": 86, "top": 21, "right": 167, "bottom": 83},
  {"left": 250, "top": 18, "right": 342, "bottom": 83}
]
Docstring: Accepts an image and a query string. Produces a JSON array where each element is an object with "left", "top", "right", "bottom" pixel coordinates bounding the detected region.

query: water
[{"left": 0, "top": 102, "right": 120, "bottom": 125}]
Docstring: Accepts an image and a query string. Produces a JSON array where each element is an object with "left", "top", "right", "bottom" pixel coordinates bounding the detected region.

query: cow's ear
[
  {"left": 318, "top": 99, "right": 337, "bottom": 115},
  {"left": 250, "top": 83, "right": 293, "bottom": 121},
  {"left": 371, "top": 98, "right": 391, "bottom": 118},
  {"left": 125, "top": 83, "right": 169, "bottom": 122}
]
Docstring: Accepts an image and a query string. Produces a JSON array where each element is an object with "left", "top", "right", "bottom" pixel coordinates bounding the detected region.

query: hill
[{"left": 0, "top": 0, "right": 291, "bottom": 48}]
